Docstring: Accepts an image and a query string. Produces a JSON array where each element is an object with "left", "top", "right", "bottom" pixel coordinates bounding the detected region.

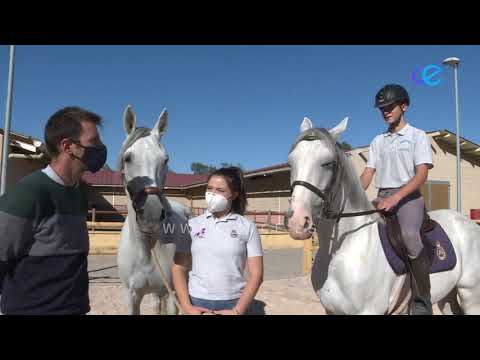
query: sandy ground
[
  {"left": 88, "top": 275, "right": 325, "bottom": 315},
  {"left": 87, "top": 250, "right": 325, "bottom": 315},
  {"left": 87, "top": 251, "right": 441, "bottom": 315}
]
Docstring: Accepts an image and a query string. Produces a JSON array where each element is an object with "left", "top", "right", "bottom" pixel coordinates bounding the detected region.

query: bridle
[
  {"left": 120, "top": 160, "right": 168, "bottom": 236},
  {"left": 288, "top": 128, "right": 380, "bottom": 222}
]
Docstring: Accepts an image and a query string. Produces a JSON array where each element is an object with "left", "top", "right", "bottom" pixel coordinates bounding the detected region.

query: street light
[
  {"left": 442, "top": 56, "right": 461, "bottom": 213},
  {"left": 1, "top": 45, "right": 16, "bottom": 196}
]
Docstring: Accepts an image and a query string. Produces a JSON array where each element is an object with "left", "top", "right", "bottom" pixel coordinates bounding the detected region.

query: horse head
[
  {"left": 286, "top": 116, "right": 349, "bottom": 240},
  {"left": 119, "top": 105, "right": 170, "bottom": 235}
]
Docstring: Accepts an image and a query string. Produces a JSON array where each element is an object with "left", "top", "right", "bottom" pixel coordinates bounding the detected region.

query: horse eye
[
  {"left": 124, "top": 154, "right": 132, "bottom": 163},
  {"left": 322, "top": 161, "right": 334, "bottom": 168}
]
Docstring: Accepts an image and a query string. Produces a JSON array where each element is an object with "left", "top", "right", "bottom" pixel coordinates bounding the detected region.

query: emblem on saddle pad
[{"left": 435, "top": 241, "right": 447, "bottom": 261}]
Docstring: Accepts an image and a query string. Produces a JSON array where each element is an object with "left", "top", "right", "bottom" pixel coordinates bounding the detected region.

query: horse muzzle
[
  {"left": 132, "top": 187, "right": 168, "bottom": 224},
  {"left": 285, "top": 205, "right": 316, "bottom": 240}
]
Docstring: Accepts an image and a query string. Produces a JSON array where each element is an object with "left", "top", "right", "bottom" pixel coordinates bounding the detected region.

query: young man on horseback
[{"left": 360, "top": 84, "right": 434, "bottom": 315}]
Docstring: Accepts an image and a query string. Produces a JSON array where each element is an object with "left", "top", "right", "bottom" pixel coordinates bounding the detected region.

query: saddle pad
[{"left": 378, "top": 221, "right": 457, "bottom": 275}]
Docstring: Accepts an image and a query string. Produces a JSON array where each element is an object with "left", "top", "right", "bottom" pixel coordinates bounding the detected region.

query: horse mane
[
  {"left": 117, "top": 127, "right": 151, "bottom": 170},
  {"left": 289, "top": 128, "right": 340, "bottom": 154}
]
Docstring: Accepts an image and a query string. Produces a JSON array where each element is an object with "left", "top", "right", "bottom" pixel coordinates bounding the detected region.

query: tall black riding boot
[{"left": 408, "top": 248, "right": 433, "bottom": 315}]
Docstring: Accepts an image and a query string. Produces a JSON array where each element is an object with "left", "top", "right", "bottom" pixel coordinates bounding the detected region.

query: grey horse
[{"left": 117, "top": 105, "right": 191, "bottom": 315}]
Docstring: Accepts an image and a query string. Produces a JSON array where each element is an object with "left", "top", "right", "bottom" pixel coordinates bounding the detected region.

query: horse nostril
[{"left": 303, "top": 216, "right": 311, "bottom": 229}]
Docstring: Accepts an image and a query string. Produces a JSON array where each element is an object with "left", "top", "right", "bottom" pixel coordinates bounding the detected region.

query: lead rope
[
  {"left": 122, "top": 169, "right": 183, "bottom": 315},
  {"left": 147, "top": 236, "right": 184, "bottom": 315}
]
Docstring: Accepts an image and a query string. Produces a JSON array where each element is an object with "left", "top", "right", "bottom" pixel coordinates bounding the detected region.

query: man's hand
[{"left": 375, "top": 194, "right": 402, "bottom": 212}]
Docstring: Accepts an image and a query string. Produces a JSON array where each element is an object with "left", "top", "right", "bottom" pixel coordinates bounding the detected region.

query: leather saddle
[{"left": 383, "top": 208, "right": 437, "bottom": 263}]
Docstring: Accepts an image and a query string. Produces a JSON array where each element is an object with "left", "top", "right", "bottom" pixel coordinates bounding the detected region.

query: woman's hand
[
  {"left": 213, "top": 308, "right": 241, "bottom": 315},
  {"left": 184, "top": 305, "right": 214, "bottom": 315}
]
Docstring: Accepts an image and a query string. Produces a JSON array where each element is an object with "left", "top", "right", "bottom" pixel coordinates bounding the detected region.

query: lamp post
[
  {"left": 442, "top": 57, "right": 461, "bottom": 213},
  {"left": 1, "top": 45, "right": 16, "bottom": 196}
]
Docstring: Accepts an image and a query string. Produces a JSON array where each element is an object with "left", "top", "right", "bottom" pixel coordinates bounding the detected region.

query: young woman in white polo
[{"left": 172, "top": 167, "right": 264, "bottom": 315}]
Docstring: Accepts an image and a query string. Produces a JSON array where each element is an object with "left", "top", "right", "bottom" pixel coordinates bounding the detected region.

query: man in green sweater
[{"left": 0, "top": 106, "right": 107, "bottom": 315}]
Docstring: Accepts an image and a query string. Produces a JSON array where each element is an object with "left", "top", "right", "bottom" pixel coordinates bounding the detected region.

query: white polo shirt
[
  {"left": 367, "top": 123, "right": 433, "bottom": 189},
  {"left": 176, "top": 211, "right": 263, "bottom": 301}
]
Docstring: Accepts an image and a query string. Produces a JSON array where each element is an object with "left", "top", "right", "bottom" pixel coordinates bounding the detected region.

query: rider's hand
[
  {"left": 184, "top": 305, "right": 213, "bottom": 315},
  {"left": 375, "top": 194, "right": 402, "bottom": 212}
]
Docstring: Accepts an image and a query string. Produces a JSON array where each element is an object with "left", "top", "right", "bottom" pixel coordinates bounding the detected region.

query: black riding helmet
[{"left": 374, "top": 84, "right": 410, "bottom": 108}]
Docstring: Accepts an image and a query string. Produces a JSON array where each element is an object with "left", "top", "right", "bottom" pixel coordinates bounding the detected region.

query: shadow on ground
[{"left": 247, "top": 299, "right": 267, "bottom": 315}]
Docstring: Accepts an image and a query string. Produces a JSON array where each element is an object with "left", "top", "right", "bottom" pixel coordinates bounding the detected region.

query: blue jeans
[{"left": 190, "top": 296, "right": 239, "bottom": 312}]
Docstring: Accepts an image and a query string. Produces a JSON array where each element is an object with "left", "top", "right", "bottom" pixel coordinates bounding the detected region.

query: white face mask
[{"left": 205, "top": 192, "right": 230, "bottom": 213}]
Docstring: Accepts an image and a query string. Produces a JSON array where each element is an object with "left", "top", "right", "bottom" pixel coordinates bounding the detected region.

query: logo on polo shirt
[
  {"left": 194, "top": 228, "right": 206, "bottom": 238},
  {"left": 230, "top": 229, "right": 238, "bottom": 238}
]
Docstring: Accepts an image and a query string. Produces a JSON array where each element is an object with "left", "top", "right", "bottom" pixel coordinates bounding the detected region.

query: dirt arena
[
  {"left": 87, "top": 251, "right": 441, "bottom": 315},
  {"left": 89, "top": 276, "right": 326, "bottom": 315}
]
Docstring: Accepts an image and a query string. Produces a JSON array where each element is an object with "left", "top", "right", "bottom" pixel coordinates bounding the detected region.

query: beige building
[{"left": 0, "top": 129, "right": 48, "bottom": 190}]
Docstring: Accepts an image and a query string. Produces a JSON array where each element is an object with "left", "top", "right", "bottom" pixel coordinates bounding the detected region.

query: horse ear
[
  {"left": 123, "top": 105, "right": 136, "bottom": 135},
  {"left": 329, "top": 117, "right": 349, "bottom": 141},
  {"left": 152, "top": 108, "right": 168, "bottom": 141},
  {"left": 300, "top": 117, "right": 313, "bottom": 132}
]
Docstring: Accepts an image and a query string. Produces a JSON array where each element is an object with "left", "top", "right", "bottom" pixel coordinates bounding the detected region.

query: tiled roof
[
  {"left": 81, "top": 169, "right": 209, "bottom": 187},
  {"left": 81, "top": 163, "right": 294, "bottom": 188}
]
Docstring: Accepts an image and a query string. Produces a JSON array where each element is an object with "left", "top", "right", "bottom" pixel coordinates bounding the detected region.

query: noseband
[{"left": 144, "top": 187, "right": 162, "bottom": 196}]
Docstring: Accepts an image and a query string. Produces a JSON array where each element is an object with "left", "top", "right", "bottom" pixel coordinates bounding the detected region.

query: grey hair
[{"left": 117, "top": 127, "right": 151, "bottom": 170}]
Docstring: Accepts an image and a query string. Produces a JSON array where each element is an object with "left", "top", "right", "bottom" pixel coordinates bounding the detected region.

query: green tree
[
  {"left": 339, "top": 141, "right": 353, "bottom": 151},
  {"left": 220, "top": 162, "right": 244, "bottom": 170},
  {"left": 191, "top": 162, "right": 217, "bottom": 174}
]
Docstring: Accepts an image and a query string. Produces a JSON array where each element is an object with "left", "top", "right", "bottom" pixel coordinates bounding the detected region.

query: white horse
[
  {"left": 286, "top": 116, "right": 480, "bottom": 315},
  {"left": 117, "top": 105, "right": 191, "bottom": 315}
]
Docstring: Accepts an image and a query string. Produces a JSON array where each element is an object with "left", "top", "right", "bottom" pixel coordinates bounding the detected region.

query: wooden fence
[{"left": 87, "top": 208, "right": 287, "bottom": 232}]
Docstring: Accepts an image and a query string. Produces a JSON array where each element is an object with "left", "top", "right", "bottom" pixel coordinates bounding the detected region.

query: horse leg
[
  {"left": 456, "top": 262, "right": 480, "bottom": 315},
  {"left": 457, "top": 285, "right": 480, "bottom": 315},
  {"left": 153, "top": 295, "right": 167, "bottom": 315},
  {"left": 126, "top": 288, "right": 143, "bottom": 315},
  {"left": 438, "top": 288, "right": 463, "bottom": 315},
  {"left": 165, "top": 293, "right": 178, "bottom": 315}
]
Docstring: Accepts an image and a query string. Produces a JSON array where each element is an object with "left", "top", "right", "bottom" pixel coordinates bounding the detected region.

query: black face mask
[{"left": 71, "top": 140, "right": 107, "bottom": 173}]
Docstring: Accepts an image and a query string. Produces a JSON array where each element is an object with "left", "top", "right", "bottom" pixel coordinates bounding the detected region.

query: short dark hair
[
  {"left": 44, "top": 106, "right": 103, "bottom": 157},
  {"left": 207, "top": 167, "right": 248, "bottom": 215}
]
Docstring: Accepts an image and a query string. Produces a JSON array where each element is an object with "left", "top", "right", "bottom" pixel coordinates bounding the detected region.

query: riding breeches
[{"left": 376, "top": 188, "right": 425, "bottom": 258}]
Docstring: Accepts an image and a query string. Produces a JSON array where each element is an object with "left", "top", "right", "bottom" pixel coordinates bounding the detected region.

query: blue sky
[{"left": 0, "top": 45, "right": 478, "bottom": 173}]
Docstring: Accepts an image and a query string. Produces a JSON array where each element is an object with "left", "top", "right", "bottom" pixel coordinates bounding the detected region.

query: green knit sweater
[{"left": 0, "top": 170, "right": 90, "bottom": 314}]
